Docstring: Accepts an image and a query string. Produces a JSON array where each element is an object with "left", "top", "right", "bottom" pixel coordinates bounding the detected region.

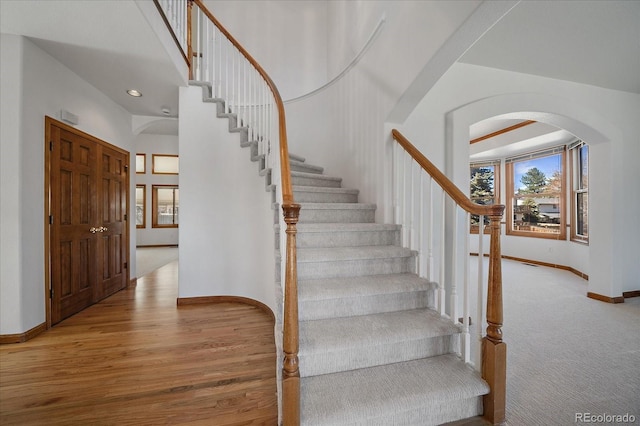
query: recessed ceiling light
[{"left": 127, "top": 89, "right": 142, "bottom": 97}]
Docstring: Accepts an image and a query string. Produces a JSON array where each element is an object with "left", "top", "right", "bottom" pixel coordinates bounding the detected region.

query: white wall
[
  {"left": 179, "top": 86, "right": 276, "bottom": 312},
  {"left": 202, "top": 0, "right": 329, "bottom": 101},
  {"left": 135, "top": 133, "right": 179, "bottom": 247},
  {"left": 285, "top": 1, "right": 510, "bottom": 223},
  {"left": 0, "top": 34, "right": 136, "bottom": 335},
  {"left": 0, "top": 34, "right": 24, "bottom": 336},
  {"left": 398, "top": 62, "right": 640, "bottom": 298}
]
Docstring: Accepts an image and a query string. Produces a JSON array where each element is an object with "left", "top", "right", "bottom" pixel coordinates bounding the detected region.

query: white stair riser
[
  {"left": 297, "top": 256, "right": 416, "bottom": 280},
  {"left": 299, "top": 291, "right": 433, "bottom": 321},
  {"left": 299, "top": 334, "right": 460, "bottom": 377}
]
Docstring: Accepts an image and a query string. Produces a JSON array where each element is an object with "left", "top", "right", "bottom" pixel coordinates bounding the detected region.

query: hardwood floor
[{"left": 0, "top": 261, "right": 279, "bottom": 425}]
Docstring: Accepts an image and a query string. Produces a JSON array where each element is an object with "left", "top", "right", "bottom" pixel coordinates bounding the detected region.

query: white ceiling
[
  {"left": 460, "top": 0, "right": 640, "bottom": 94},
  {"left": 463, "top": 0, "right": 640, "bottom": 158},
  {"left": 469, "top": 119, "right": 576, "bottom": 162},
  {"left": 0, "top": 0, "right": 185, "bottom": 134},
  {"left": 1, "top": 0, "right": 638, "bottom": 140}
]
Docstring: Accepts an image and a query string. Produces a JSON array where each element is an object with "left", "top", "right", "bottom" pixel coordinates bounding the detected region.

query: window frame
[
  {"left": 152, "top": 154, "right": 179, "bottom": 175},
  {"left": 135, "top": 185, "right": 146, "bottom": 229},
  {"left": 570, "top": 141, "right": 589, "bottom": 244},
  {"left": 469, "top": 161, "right": 501, "bottom": 234},
  {"left": 136, "top": 153, "right": 146, "bottom": 174},
  {"left": 152, "top": 184, "right": 179, "bottom": 228},
  {"left": 505, "top": 148, "right": 566, "bottom": 240}
]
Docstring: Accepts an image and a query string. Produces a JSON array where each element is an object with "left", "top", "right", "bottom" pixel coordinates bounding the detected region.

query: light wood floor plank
[{"left": 0, "top": 261, "right": 278, "bottom": 425}]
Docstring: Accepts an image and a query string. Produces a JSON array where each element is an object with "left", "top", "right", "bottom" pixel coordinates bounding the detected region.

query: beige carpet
[
  {"left": 499, "top": 259, "right": 639, "bottom": 425},
  {"left": 135, "top": 246, "right": 178, "bottom": 278}
]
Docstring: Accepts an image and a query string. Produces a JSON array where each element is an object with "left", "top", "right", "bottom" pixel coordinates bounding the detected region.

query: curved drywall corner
[
  {"left": 132, "top": 115, "right": 178, "bottom": 135},
  {"left": 447, "top": 92, "right": 620, "bottom": 299}
]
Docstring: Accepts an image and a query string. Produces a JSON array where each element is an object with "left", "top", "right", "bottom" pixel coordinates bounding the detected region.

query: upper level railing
[
  {"left": 155, "top": 0, "right": 190, "bottom": 65},
  {"left": 156, "top": 1, "right": 301, "bottom": 423},
  {"left": 391, "top": 129, "right": 506, "bottom": 424}
]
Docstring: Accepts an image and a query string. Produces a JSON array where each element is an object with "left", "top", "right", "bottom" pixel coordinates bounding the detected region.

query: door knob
[
  {"left": 100, "top": 226, "right": 108, "bottom": 232},
  {"left": 90, "top": 227, "right": 98, "bottom": 234}
]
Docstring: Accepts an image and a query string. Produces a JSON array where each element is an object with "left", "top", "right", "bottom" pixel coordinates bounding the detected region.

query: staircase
[
  {"left": 192, "top": 80, "right": 490, "bottom": 425},
  {"left": 288, "top": 160, "right": 490, "bottom": 425}
]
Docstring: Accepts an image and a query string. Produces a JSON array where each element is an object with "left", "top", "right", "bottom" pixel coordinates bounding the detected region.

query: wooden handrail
[
  {"left": 190, "top": 2, "right": 300, "bottom": 424},
  {"left": 392, "top": 129, "right": 504, "bottom": 217},
  {"left": 392, "top": 129, "right": 506, "bottom": 424},
  {"left": 187, "top": 0, "right": 193, "bottom": 80}
]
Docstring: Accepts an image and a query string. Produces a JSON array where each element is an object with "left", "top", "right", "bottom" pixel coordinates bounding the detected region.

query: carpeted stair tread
[
  {"left": 291, "top": 159, "right": 324, "bottom": 174},
  {"left": 298, "top": 308, "right": 461, "bottom": 376},
  {"left": 293, "top": 186, "right": 360, "bottom": 203},
  {"left": 296, "top": 223, "right": 401, "bottom": 248},
  {"left": 298, "top": 203, "right": 377, "bottom": 224},
  {"left": 297, "top": 223, "right": 399, "bottom": 232},
  {"left": 291, "top": 171, "right": 343, "bottom": 188},
  {"left": 297, "top": 245, "right": 413, "bottom": 263},
  {"left": 300, "top": 354, "right": 489, "bottom": 426},
  {"left": 298, "top": 274, "right": 434, "bottom": 321},
  {"left": 298, "top": 202, "right": 376, "bottom": 210},
  {"left": 299, "top": 308, "right": 460, "bottom": 355},
  {"left": 298, "top": 273, "right": 434, "bottom": 302},
  {"left": 293, "top": 186, "right": 359, "bottom": 195},
  {"left": 289, "top": 152, "right": 306, "bottom": 163}
]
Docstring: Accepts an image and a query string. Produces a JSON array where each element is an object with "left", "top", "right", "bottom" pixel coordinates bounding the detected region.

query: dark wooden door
[
  {"left": 48, "top": 118, "right": 129, "bottom": 325},
  {"left": 97, "top": 146, "right": 128, "bottom": 300}
]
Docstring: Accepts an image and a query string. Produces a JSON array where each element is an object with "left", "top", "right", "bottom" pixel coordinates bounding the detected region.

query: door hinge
[
  {"left": 49, "top": 141, "right": 53, "bottom": 151},
  {"left": 124, "top": 214, "right": 128, "bottom": 221},
  {"left": 49, "top": 215, "right": 53, "bottom": 225},
  {"left": 50, "top": 288, "right": 54, "bottom": 299},
  {"left": 124, "top": 262, "right": 128, "bottom": 269}
]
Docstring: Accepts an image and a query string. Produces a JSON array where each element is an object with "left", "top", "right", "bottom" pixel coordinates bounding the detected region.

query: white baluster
[
  {"left": 428, "top": 177, "right": 434, "bottom": 284},
  {"left": 409, "top": 160, "right": 415, "bottom": 250},
  {"left": 195, "top": 9, "right": 201, "bottom": 81},
  {"left": 476, "top": 214, "right": 486, "bottom": 369},
  {"left": 393, "top": 144, "right": 400, "bottom": 225},
  {"left": 401, "top": 152, "right": 407, "bottom": 246},
  {"left": 224, "top": 39, "right": 229, "bottom": 113},
  {"left": 439, "top": 190, "right": 446, "bottom": 317},
  {"left": 463, "top": 211, "right": 471, "bottom": 364},
  {"left": 242, "top": 61, "right": 246, "bottom": 129},
  {"left": 418, "top": 171, "right": 424, "bottom": 277},
  {"left": 205, "top": 18, "right": 211, "bottom": 83},
  {"left": 210, "top": 26, "right": 216, "bottom": 95},
  {"left": 451, "top": 205, "right": 459, "bottom": 325}
]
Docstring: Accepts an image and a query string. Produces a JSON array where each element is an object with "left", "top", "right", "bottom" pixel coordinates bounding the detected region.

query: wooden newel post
[
  {"left": 187, "top": 0, "right": 194, "bottom": 80},
  {"left": 482, "top": 212, "right": 506, "bottom": 425},
  {"left": 282, "top": 203, "right": 301, "bottom": 426}
]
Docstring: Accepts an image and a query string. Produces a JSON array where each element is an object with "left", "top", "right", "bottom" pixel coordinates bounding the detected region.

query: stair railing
[
  {"left": 391, "top": 129, "right": 506, "bottom": 424},
  {"left": 154, "top": 0, "right": 190, "bottom": 66},
  {"left": 157, "top": 0, "right": 301, "bottom": 423}
]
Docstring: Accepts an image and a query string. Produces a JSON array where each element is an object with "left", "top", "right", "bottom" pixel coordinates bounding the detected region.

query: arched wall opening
[{"left": 446, "top": 93, "right": 618, "bottom": 299}]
